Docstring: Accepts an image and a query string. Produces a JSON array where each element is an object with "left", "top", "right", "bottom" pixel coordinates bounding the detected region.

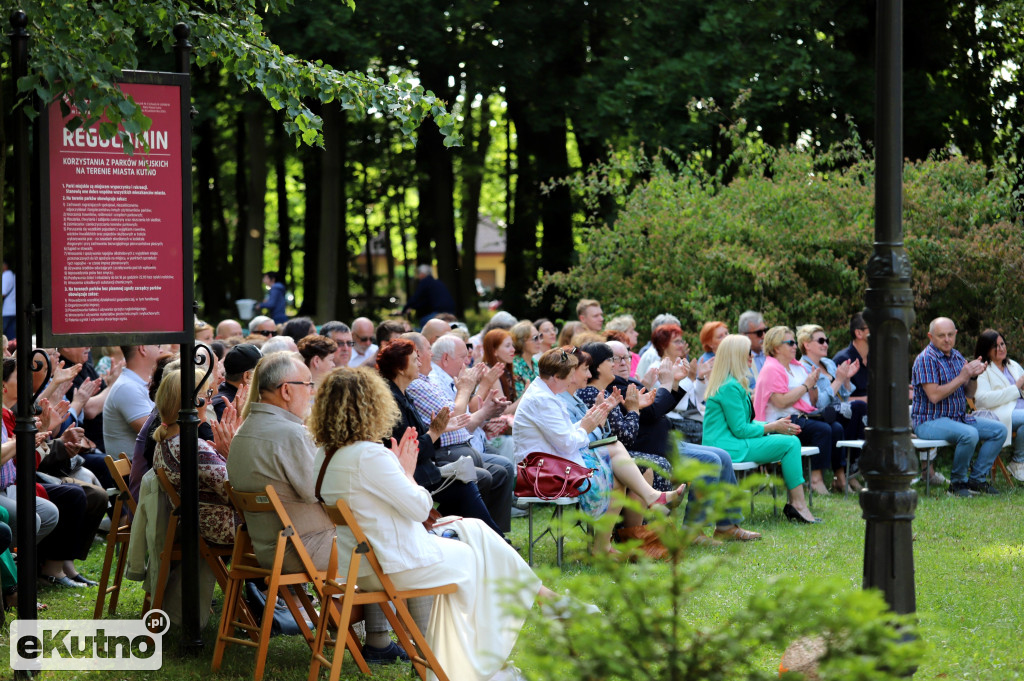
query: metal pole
[
  {"left": 9, "top": 12, "right": 40, "bottom": 650},
  {"left": 860, "top": 0, "right": 917, "bottom": 617},
  {"left": 173, "top": 21, "right": 203, "bottom": 653}
]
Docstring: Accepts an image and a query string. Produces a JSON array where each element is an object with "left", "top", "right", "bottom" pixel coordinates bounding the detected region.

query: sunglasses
[
  {"left": 531, "top": 334, "right": 543, "bottom": 342},
  {"left": 255, "top": 329, "right": 276, "bottom": 337},
  {"left": 745, "top": 328, "right": 767, "bottom": 337},
  {"left": 559, "top": 346, "right": 578, "bottom": 362},
  {"left": 815, "top": 337, "right": 829, "bottom": 345},
  {"left": 336, "top": 340, "right": 356, "bottom": 348},
  {"left": 356, "top": 335, "right": 374, "bottom": 343},
  {"left": 781, "top": 340, "right": 798, "bottom": 347}
]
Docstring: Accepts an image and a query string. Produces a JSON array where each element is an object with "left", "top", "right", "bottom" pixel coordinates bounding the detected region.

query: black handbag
[
  {"left": 804, "top": 402, "right": 839, "bottom": 424},
  {"left": 244, "top": 581, "right": 312, "bottom": 637}
]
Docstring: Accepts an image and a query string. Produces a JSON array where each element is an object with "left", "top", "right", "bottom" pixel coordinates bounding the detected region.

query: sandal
[
  {"left": 713, "top": 525, "right": 762, "bottom": 542},
  {"left": 691, "top": 533, "right": 723, "bottom": 547},
  {"left": 648, "top": 483, "right": 687, "bottom": 512}
]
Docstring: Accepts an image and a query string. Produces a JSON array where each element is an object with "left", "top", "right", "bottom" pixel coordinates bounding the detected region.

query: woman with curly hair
[{"left": 311, "top": 367, "right": 583, "bottom": 681}]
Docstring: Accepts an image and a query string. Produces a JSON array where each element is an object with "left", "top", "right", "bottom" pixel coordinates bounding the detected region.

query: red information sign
[{"left": 45, "top": 80, "right": 185, "bottom": 338}]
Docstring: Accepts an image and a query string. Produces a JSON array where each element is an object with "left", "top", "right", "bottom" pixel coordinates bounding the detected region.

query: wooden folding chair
[
  {"left": 150, "top": 467, "right": 234, "bottom": 612},
  {"left": 308, "top": 498, "right": 457, "bottom": 681},
  {"left": 212, "top": 483, "right": 327, "bottom": 681},
  {"left": 94, "top": 453, "right": 137, "bottom": 619}
]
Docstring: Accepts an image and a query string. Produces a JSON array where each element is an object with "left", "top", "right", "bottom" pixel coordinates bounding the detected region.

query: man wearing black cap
[{"left": 213, "top": 343, "right": 262, "bottom": 420}]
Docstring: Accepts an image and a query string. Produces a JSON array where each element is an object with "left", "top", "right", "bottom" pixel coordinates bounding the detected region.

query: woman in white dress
[{"left": 310, "top": 366, "right": 574, "bottom": 681}]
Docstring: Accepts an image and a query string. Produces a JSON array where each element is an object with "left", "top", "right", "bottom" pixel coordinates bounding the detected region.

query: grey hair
[
  {"left": 261, "top": 336, "right": 296, "bottom": 355},
  {"left": 737, "top": 310, "right": 765, "bottom": 334},
  {"left": 400, "top": 331, "right": 430, "bottom": 354},
  {"left": 650, "top": 313, "right": 680, "bottom": 333},
  {"left": 417, "top": 264, "right": 433, "bottom": 276},
  {"left": 431, "top": 334, "right": 462, "bottom": 363},
  {"left": 481, "top": 311, "right": 518, "bottom": 337},
  {"left": 605, "top": 315, "right": 636, "bottom": 333},
  {"left": 242, "top": 351, "right": 304, "bottom": 419},
  {"left": 320, "top": 321, "right": 351, "bottom": 335},
  {"left": 248, "top": 315, "right": 273, "bottom": 334}
]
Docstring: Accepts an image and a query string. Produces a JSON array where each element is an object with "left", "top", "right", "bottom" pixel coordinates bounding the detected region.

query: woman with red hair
[
  {"left": 648, "top": 323, "right": 711, "bottom": 444},
  {"left": 698, "top": 321, "right": 728, "bottom": 363},
  {"left": 480, "top": 329, "right": 519, "bottom": 462}
]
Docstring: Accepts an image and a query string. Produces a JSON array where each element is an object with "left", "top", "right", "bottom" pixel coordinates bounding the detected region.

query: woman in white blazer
[
  {"left": 973, "top": 329, "right": 1024, "bottom": 481},
  {"left": 310, "top": 366, "right": 586, "bottom": 681}
]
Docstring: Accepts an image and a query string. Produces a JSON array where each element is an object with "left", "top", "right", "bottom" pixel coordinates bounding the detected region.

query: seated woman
[
  {"left": 604, "top": 315, "right": 641, "bottom": 377},
  {"left": 647, "top": 323, "right": 709, "bottom": 443},
  {"left": 509, "top": 320, "right": 541, "bottom": 397},
  {"left": 754, "top": 326, "right": 845, "bottom": 496},
  {"left": 152, "top": 368, "right": 238, "bottom": 545},
  {"left": 698, "top": 321, "right": 728, "bottom": 363},
  {"left": 311, "top": 367, "right": 583, "bottom": 681},
  {"left": 797, "top": 324, "right": 867, "bottom": 492},
  {"left": 582, "top": 342, "right": 761, "bottom": 543},
  {"left": 534, "top": 318, "right": 558, "bottom": 361},
  {"left": 481, "top": 329, "right": 519, "bottom": 460},
  {"left": 514, "top": 347, "right": 686, "bottom": 555},
  {"left": 703, "top": 335, "right": 818, "bottom": 523},
  {"left": 974, "top": 329, "right": 1024, "bottom": 481},
  {"left": 377, "top": 339, "right": 504, "bottom": 536},
  {"left": 557, "top": 321, "right": 584, "bottom": 348}
]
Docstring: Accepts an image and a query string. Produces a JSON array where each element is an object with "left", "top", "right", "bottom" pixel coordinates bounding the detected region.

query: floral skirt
[{"left": 578, "top": 446, "right": 614, "bottom": 519}]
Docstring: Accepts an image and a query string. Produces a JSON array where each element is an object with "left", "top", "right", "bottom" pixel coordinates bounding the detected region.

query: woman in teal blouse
[{"left": 702, "top": 335, "right": 819, "bottom": 524}]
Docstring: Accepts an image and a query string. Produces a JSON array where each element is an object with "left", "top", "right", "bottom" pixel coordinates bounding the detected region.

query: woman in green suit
[{"left": 702, "top": 335, "right": 819, "bottom": 524}]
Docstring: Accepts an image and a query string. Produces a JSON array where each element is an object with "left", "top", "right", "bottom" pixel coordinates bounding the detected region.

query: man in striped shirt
[{"left": 911, "top": 317, "right": 1005, "bottom": 497}]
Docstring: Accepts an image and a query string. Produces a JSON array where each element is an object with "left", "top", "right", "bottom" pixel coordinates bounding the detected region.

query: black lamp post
[{"left": 860, "top": 0, "right": 917, "bottom": 617}]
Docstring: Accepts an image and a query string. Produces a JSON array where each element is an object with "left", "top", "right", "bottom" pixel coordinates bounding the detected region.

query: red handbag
[{"left": 515, "top": 452, "right": 595, "bottom": 501}]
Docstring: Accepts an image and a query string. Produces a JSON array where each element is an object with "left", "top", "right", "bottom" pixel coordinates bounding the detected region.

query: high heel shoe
[{"left": 783, "top": 503, "right": 822, "bottom": 524}]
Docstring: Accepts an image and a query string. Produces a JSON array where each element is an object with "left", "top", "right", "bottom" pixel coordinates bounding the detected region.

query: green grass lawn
[{"left": 2, "top": 471, "right": 1022, "bottom": 680}]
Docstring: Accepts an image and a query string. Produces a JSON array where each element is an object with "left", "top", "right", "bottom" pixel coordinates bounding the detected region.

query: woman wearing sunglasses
[
  {"left": 510, "top": 321, "right": 542, "bottom": 396},
  {"left": 797, "top": 324, "right": 866, "bottom": 492},
  {"left": 753, "top": 326, "right": 845, "bottom": 496}
]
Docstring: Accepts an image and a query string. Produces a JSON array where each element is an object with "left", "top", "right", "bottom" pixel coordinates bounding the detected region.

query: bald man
[
  {"left": 911, "top": 317, "right": 1005, "bottom": 497},
  {"left": 421, "top": 318, "right": 451, "bottom": 345},
  {"left": 216, "top": 319, "right": 243, "bottom": 340}
]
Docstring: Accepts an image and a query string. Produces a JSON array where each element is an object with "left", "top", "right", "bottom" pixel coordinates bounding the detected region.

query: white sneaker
[{"left": 1007, "top": 461, "right": 1024, "bottom": 482}]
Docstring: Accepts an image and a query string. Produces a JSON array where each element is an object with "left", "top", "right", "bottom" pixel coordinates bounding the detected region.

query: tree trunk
[
  {"left": 274, "top": 115, "right": 291, "bottom": 299},
  {"left": 316, "top": 105, "right": 350, "bottom": 322},
  {"left": 195, "top": 114, "right": 226, "bottom": 319},
  {"left": 503, "top": 100, "right": 540, "bottom": 318},
  {"left": 243, "top": 100, "right": 267, "bottom": 300},
  {"left": 299, "top": 130, "right": 322, "bottom": 317},
  {"left": 459, "top": 98, "right": 494, "bottom": 316},
  {"left": 231, "top": 111, "right": 248, "bottom": 306},
  {"left": 536, "top": 120, "right": 573, "bottom": 288}
]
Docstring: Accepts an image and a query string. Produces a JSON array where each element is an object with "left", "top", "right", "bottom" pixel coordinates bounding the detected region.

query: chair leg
[
  {"left": 93, "top": 530, "right": 118, "bottom": 619},
  {"left": 108, "top": 537, "right": 130, "bottom": 615},
  {"left": 211, "top": 577, "right": 239, "bottom": 671},
  {"left": 526, "top": 503, "right": 535, "bottom": 566}
]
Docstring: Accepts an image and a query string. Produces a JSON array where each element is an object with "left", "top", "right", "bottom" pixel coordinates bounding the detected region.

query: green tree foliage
[
  {"left": 532, "top": 134, "right": 1024, "bottom": 351},
  {"left": 6, "top": 0, "right": 457, "bottom": 147}
]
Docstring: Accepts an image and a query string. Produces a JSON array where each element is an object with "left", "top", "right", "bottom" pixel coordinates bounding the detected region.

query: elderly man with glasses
[
  {"left": 348, "top": 317, "right": 379, "bottom": 368},
  {"left": 737, "top": 310, "right": 768, "bottom": 389}
]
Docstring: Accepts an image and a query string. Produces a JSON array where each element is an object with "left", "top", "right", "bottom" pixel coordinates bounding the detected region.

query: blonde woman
[
  {"left": 509, "top": 320, "right": 541, "bottom": 396},
  {"left": 703, "top": 335, "right": 818, "bottom": 523},
  {"left": 753, "top": 326, "right": 844, "bottom": 496},
  {"left": 152, "top": 368, "right": 238, "bottom": 544}
]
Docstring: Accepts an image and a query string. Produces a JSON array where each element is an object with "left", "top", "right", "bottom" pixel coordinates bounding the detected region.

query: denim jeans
[
  {"left": 677, "top": 441, "right": 740, "bottom": 527},
  {"left": 1012, "top": 410, "right": 1024, "bottom": 463},
  {"left": 915, "top": 417, "right": 1006, "bottom": 484}
]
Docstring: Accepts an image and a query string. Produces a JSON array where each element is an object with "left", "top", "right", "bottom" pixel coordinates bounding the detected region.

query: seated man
[
  {"left": 213, "top": 343, "right": 261, "bottom": 420},
  {"left": 227, "top": 351, "right": 417, "bottom": 664},
  {"left": 911, "top": 317, "right": 1006, "bottom": 496},
  {"left": 403, "top": 333, "right": 514, "bottom": 533}
]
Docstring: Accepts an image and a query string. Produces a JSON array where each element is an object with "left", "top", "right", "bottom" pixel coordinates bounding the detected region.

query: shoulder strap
[{"left": 314, "top": 448, "right": 338, "bottom": 503}]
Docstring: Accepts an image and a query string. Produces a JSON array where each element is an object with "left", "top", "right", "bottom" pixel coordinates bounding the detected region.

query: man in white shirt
[
  {"left": 102, "top": 344, "right": 160, "bottom": 459},
  {"left": 348, "top": 317, "right": 379, "bottom": 368}
]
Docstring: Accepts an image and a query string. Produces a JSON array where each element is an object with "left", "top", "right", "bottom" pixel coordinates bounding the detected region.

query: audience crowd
[{"left": 1, "top": 293, "right": 1016, "bottom": 678}]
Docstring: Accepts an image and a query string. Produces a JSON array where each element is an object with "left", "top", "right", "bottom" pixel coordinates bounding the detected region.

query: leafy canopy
[{"left": 6, "top": 0, "right": 459, "bottom": 147}]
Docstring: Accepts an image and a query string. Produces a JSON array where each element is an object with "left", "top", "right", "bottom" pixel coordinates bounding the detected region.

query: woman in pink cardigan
[{"left": 753, "top": 326, "right": 846, "bottom": 495}]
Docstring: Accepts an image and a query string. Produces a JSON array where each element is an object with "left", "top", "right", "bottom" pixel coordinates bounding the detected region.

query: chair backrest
[
  {"left": 154, "top": 466, "right": 182, "bottom": 510},
  {"left": 224, "top": 482, "right": 324, "bottom": 584},
  {"left": 105, "top": 453, "right": 138, "bottom": 516},
  {"left": 321, "top": 498, "right": 397, "bottom": 597}
]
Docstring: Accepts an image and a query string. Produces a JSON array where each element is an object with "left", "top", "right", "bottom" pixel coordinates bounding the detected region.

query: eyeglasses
[
  {"left": 781, "top": 340, "right": 798, "bottom": 347},
  {"left": 336, "top": 340, "right": 356, "bottom": 348},
  {"left": 356, "top": 335, "right": 374, "bottom": 344},
  {"left": 255, "top": 329, "right": 276, "bottom": 337},
  {"left": 745, "top": 328, "right": 767, "bottom": 338},
  {"left": 612, "top": 355, "right": 630, "bottom": 364},
  {"left": 277, "top": 381, "right": 315, "bottom": 390},
  {"left": 531, "top": 334, "right": 543, "bottom": 342},
  {"left": 815, "top": 337, "right": 829, "bottom": 345}
]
